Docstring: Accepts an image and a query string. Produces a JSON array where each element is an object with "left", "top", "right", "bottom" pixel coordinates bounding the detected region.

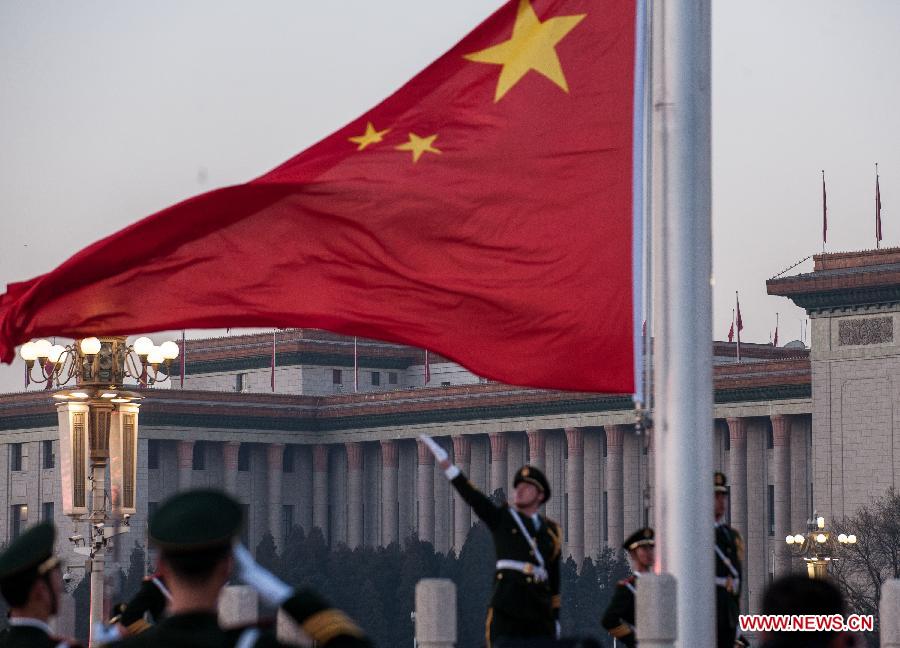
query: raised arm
[{"left": 420, "top": 434, "right": 503, "bottom": 529}]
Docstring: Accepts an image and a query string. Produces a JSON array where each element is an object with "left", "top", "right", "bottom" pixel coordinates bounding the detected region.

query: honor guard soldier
[
  {"left": 107, "top": 573, "right": 171, "bottom": 636},
  {"left": 420, "top": 435, "right": 562, "bottom": 647},
  {"left": 600, "top": 527, "right": 654, "bottom": 648},
  {"left": 0, "top": 522, "right": 82, "bottom": 648},
  {"left": 714, "top": 472, "right": 747, "bottom": 648},
  {"left": 108, "top": 489, "right": 371, "bottom": 648}
]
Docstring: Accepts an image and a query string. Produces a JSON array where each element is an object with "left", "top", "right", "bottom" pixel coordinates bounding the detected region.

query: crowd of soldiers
[{"left": 0, "top": 435, "right": 856, "bottom": 648}]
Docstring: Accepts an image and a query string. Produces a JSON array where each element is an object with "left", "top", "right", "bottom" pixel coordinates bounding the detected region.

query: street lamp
[
  {"left": 20, "top": 335, "right": 178, "bottom": 646},
  {"left": 785, "top": 511, "right": 856, "bottom": 579}
]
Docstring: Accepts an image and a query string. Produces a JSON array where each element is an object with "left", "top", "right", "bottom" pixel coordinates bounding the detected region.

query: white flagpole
[{"left": 651, "top": 0, "right": 715, "bottom": 646}]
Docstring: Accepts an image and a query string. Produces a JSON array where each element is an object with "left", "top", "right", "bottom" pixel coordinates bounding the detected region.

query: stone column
[
  {"left": 312, "top": 444, "right": 329, "bottom": 541},
  {"left": 434, "top": 439, "right": 450, "bottom": 553},
  {"left": 771, "top": 415, "right": 792, "bottom": 578},
  {"left": 222, "top": 442, "right": 240, "bottom": 494},
  {"left": 489, "top": 433, "right": 508, "bottom": 498},
  {"left": 526, "top": 429, "right": 546, "bottom": 471},
  {"left": 177, "top": 440, "right": 193, "bottom": 490},
  {"left": 346, "top": 442, "right": 364, "bottom": 549},
  {"left": 267, "top": 444, "right": 285, "bottom": 550},
  {"left": 606, "top": 425, "right": 626, "bottom": 550},
  {"left": 381, "top": 440, "right": 399, "bottom": 545},
  {"left": 623, "top": 429, "right": 641, "bottom": 536},
  {"left": 417, "top": 439, "right": 435, "bottom": 543},
  {"left": 565, "top": 427, "right": 585, "bottom": 565},
  {"left": 583, "top": 429, "right": 604, "bottom": 560},
  {"left": 415, "top": 579, "right": 457, "bottom": 648},
  {"left": 727, "top": 417, "right": 748, "bottom": 612},
  {"left": 646, "top": 431, "right": 655, "bottom": 527},
  {"left": 452, "top": 436, "right": 471, "bottom": 551}
]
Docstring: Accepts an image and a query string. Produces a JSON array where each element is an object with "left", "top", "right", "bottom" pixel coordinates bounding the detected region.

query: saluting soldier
[
  {"left": 107, "top": 572, "right": 170, "bottom": 636},
  {"left": 714, "top": 472, "right": 746, "bottom": 648},
  {"left": 420, "top": 435, "right": 562, "bottom": 647},
  {"left": 0, "top": 521, "right": 82, "bottom": 648},
  {"left": 600, "top": 527, "right": 654, "bottom": 648},
  {"left": 108, "top": 489, "right": 371, "bottom": 648}
]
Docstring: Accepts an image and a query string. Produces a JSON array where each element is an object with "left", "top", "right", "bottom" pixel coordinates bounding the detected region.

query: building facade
[{"left": 0, "top": 248, "right": 897, "bottom": 632}]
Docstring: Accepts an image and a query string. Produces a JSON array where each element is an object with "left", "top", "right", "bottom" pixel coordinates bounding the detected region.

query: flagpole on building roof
[{"left": 650, "top": 0, "right": 715, "bottom": 645}]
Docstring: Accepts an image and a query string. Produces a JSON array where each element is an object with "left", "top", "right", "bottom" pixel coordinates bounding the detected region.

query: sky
[{"left": 1, "top": 0, "right": 898, "bottom": 394}]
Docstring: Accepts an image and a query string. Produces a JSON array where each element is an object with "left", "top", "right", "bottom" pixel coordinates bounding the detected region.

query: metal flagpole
[{"left": 650, "top": 0, "right": 715, "bottom": 646}]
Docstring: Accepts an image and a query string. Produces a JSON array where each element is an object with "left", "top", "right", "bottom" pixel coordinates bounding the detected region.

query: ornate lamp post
[
  {"left": 20, "top": 335, "right": 178, "bottom": 646},
  {"left": 785, "top": 511, "right": 857, "bottom": 579}
]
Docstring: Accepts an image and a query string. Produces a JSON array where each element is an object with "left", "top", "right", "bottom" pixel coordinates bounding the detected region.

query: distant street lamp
[
  {"left": 20, "top": 335, "right": 178, "bottom": 646},
  {"left": 785, "top": 512, "right": 857, "bottom": 579}
]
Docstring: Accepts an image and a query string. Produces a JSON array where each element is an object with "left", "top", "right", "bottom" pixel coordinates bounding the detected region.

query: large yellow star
[
  {"left": 464, "top": 0, "right": 586, "bottom": 102},
  {"left": 395, "top": 132, "right": 441, "bottom": 163},
  {"left": 348, "top": 121, "right": 390, "bottom": 151}
]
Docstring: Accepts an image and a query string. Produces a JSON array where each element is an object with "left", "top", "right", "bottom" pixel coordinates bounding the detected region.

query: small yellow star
[
  {"left": 395, "top": 132, "right": 441, "bottom": 163},
  {"left": 464, "top": 0, "right": 586, "bottom": 102},
  {"left": 348, "top": 121, "right": 390, "bottom": 151}
]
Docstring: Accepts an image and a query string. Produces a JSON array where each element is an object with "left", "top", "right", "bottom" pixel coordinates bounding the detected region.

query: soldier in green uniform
[
  {"left": 107, "top": 572, "right": 170, "bottom": 636},
  {"left": 420, "top": 435, "right": 562, "bottom": 647},
  {"left": 0, "top": 521, "right": 82, "bottom": 648},
  {"left": 600, "top": 527, "right": 654, "bottom": 648},
  {"left": 108, "top": 489, "right": 371, "bottom": 648},
  {"left": 714, "top": 472, "right": 746, "bottom": 648}
]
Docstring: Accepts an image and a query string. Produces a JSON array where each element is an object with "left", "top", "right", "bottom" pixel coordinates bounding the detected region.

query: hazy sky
[{"left": 1, "top": 1, "right": 898, "bottom": 394}]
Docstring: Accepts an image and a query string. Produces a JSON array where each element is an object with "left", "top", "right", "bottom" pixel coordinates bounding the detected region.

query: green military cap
[
  {"left": 714, "top": 471, "right": 729, "bottom": 494},
  {"left": 150, "top": 489, "right": 243, "bottom": 553},
  {"left": 0, "top": 522, "right": 59, "bottom": 583},
  {"left": 623, "top": 527, "right": 654, "bottom": 551},
  {"left": 513, "top": 465, "right": 551, "bottom": 502}
]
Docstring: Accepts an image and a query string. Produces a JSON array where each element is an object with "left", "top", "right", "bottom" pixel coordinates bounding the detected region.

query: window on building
[
  {"left": 767, "top": 485, "right": 775, "bottom": 536},
  {"left": 236, "top": 373, "right": 246, "bottom": 392},
  {"left": 282, "top": 446, "right": 295, "bottom": 473},
  {"left": 644, "top": 507, "right": 650, "bottom": 526},
  {"left": 238, "top": 444, "right": 251, "bottom": 471},
  {"left": 564, "top": 495, "right": 569, "bottom": 542},
  {"left": 42, "top": 440, "right": 55, "bottom": 469},
  {"left": 441, "top": 381, "right": 451, "bottom": 387},
  {"left": 282, "top": 505, "right": 294, "bottom": 541},
  {"left": 42, "top": 502, "right": 54, "bottom": 522},
  {"left": 10, "top": 505, "right": 27, "bottom": 540},
  {"left": 192, "top": 441, "right": 206, "bottom": 471},
  {"left": 371, "top": 371, "right": 380, "bottom": 386},
  {"left": 332, "top": 369, "right": 342, "bottom": 385},
  {"left": 724, "top": 429, "right": 731, "bottom": 452},
  {"left": 10, "top": 444, "right": 22, "bottom": 472},
  {"left": 766, "top": 423, "right": 774, "bottom": 449},
  {"left": 603, "top": 438, "right": 607, "bottom": 458},
  {"left": 148, "top": 440, "right": 160, "bottom": 470},
  {"left": 388, "top": 372, "right": 398, "bottom": 385}
]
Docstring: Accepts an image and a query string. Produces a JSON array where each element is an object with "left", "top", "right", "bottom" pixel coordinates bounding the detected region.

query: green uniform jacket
[
  {"left": 601, "top": 575, "right": 636, "bottom": 648},
  {"left": 715, "top": 522, "right": 743, "bottom": 648},
  {"left": 450, "top": 473, "right": 562, "bottom": 623},
  {"left": 0, "top": 622, "right": 82, "bottom": 648},
  {"left": 108, "top": 589, "right": 372, "bottom": 648}
]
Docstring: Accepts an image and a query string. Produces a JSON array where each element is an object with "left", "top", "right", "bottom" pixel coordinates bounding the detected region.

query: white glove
[
  {"left": 419, "top": 434, "right": 448, "bottom": 462},
  {"left": 555, "top": 620, "right": 561, "bottom": 639},
  {"left": 419, "top": 435, "right": 459, "bottom": 479},
  {"left": 232, "top": 543, "right": 293, "bottom": 606},
  {"left": 92, "top": 622, "right": 123, "bottom": 645}
]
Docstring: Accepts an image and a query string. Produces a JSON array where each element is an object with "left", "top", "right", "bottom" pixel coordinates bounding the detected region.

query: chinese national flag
[{"left": 0, "top": 0, "right": 636, "bottom": 393}]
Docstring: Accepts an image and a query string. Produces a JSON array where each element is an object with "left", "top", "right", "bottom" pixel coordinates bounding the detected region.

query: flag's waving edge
[{"left": 0, "top": 0, "right": 637, "bottom": 393}]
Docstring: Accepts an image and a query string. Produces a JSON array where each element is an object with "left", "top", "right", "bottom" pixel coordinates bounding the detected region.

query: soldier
[
  {"left": 107, "top": 572, "right": 170, "bottom": 636},
  {"left": 420, "top": 435, "right": 562, "bottom": 647},
  {"left": 600, "top": 527, "right": 654, "bottom": 648},
  {"left": 714, "top": 471, "right": 746, "bottom": 648},
  {"left": 0, "top": 521, "right": 82, "bottom": 648},
  {"left": 108, "top": 489, "right": 371, "bottom": 648}
]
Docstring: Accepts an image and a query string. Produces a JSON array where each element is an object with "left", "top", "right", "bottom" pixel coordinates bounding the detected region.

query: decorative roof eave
[{"left": 765, "top": 284, "right": 900, "bottom": 312}]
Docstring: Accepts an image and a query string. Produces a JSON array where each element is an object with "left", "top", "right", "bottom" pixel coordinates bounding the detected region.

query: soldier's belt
[
  {"left": 496, "top": 559, "right": 548, "bottom": 582},
  {"left": 715, "top": 576, "right": 740, "bottom": 593}
]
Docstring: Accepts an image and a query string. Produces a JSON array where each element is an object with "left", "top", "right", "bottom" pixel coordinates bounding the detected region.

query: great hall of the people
[{"left": 1, "top": 247, "right": 898, "bottom": 623}]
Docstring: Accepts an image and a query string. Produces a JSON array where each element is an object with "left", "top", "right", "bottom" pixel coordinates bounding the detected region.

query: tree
[{"left": 831, "top": 488, "right": 900, "bottom": 647}]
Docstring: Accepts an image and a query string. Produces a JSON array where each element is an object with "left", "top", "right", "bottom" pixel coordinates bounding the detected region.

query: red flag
[
  {"left": 424, "top": 349, "right": 431, "bottom": 386},
  {"left": 735, "top": 292, "right": 743, "bottom": 363},
  {"left": 0, "top": 0, "right": 636, "bottom": 393},
  {"left": 773, "top": 312, "right": 779, "bottom": 347},
  {"left": 876, "top": 165, "right": 883, "bottom": 247},
  {"left": 727, "top": 321, "right": 734, "bottom": 343},
  {"left": 822, "top": 170, "right": 828, "bottom": 245}
]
